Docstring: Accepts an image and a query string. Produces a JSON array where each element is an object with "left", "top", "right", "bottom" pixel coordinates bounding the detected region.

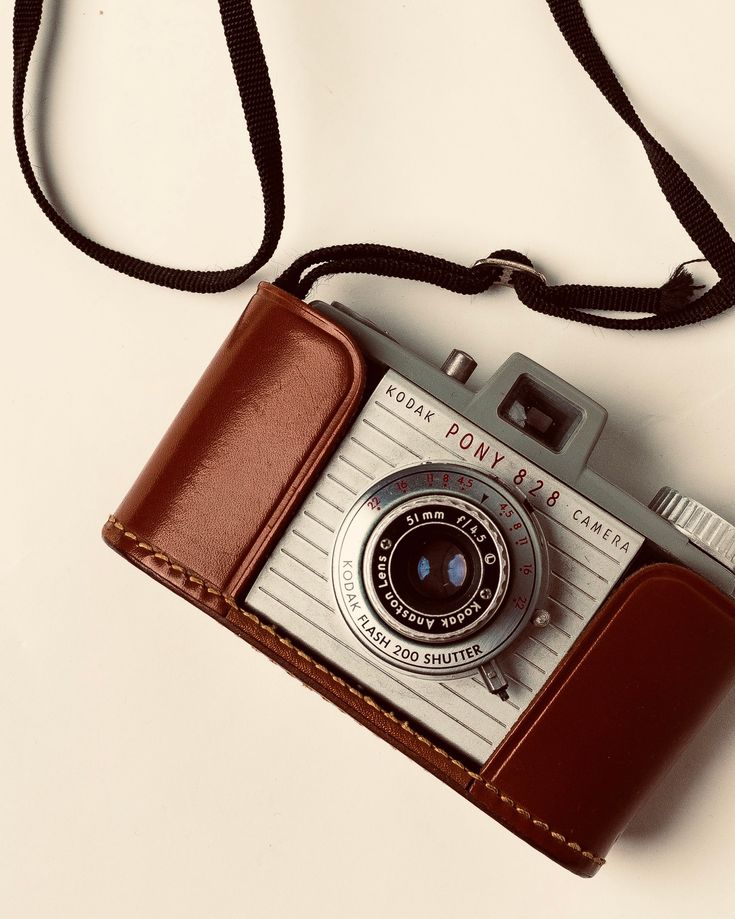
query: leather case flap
[
  {"left": 104, "top": 282, "right": 475, "bottom": 795},
  {"left": 468, "top": 563, "right": 735, "bottom": 876},
  {"left": 112, "top": 282, "right": 365, "bottom": 597}
]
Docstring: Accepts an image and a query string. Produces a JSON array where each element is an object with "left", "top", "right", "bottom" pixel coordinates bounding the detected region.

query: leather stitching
[{"left": 106, "top": 514, "right": 605, "bottom": 867}]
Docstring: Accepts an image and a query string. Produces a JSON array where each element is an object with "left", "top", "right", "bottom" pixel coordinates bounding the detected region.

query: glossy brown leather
[
  {"left": 469, "top": 564, "right": 735, "bottom": 876},
  {"left": 115, "top": 282, "right": 365, "bottom": 597},
  {"left": 103, "top": 283, "right": 735, "bottom": 877},
  {"left": 103, "top": 282, "right": 473, "bottom": 792}
]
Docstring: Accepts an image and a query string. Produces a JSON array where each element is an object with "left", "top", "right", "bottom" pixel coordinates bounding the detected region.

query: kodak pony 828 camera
[{"left": 104, "top": 283, "right": 735, "bottom": 876}]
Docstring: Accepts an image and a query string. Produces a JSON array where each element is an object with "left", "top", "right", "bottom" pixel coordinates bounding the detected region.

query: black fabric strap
[
  {"left": 13, "top": 0, "right": 735, "bottom": 329},
  {"left": 13, "top": 0, "right": 283, "bottom": 292},
  {"left": 275, "top": 1, "right": 735, "bottom": 330}
]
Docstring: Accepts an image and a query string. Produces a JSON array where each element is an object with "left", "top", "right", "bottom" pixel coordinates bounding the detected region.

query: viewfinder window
[{"left": 499, "top": 374, "right": 583, "bottom": 452}]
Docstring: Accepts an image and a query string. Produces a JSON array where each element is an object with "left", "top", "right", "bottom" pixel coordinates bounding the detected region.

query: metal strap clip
[{"left": 473, "top": 256, "right": 547, "bottom": 288}]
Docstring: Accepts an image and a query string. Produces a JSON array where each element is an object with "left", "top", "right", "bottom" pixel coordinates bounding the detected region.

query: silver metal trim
[{"left": 473, "top": 256, "right": 548, "bottom": 287}]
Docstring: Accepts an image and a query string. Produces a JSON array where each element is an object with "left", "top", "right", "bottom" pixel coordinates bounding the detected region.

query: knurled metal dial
[{"left": 650, "top": 486, "right": 735, "bottom": 573}]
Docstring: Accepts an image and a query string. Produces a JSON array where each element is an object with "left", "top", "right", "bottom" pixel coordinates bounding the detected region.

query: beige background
[{"left": 3, "top": 1, "right": 735, "bottom": 916}]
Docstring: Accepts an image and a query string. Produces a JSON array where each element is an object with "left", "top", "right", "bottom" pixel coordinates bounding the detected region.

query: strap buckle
[{"left": 473, "top": 256, "right": 547, "bottom": 288}]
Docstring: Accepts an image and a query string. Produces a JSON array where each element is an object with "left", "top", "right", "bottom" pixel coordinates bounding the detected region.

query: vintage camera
[
  {"left": 104, "top": 283, "right": 735, "bottom": 876},
  {"left": 245, "top": 296, "right": 734, "bottom": 764}
]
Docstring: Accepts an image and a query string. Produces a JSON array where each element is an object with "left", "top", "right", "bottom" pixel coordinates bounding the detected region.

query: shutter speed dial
[{"left": 650, "top": 487, "right": 735, "bottom": 574}]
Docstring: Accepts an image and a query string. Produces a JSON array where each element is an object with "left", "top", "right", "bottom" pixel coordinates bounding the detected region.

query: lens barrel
[
  {"left": 332, "top": 463, "right": 547, "bottom": 678},
  {"left": 365, "top": 497, "right": 508, "bottom": 643}
]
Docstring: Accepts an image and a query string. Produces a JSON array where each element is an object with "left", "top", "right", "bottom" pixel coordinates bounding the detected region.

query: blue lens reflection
[
  {"left": 447, "top": 553, "right": 467, "bottom": 587},
  {"left": 417, "top": 552, "right": 467, "bottom": 588},
  {"left": 417, "top": 555, "right": 431, "bottom": 582}
]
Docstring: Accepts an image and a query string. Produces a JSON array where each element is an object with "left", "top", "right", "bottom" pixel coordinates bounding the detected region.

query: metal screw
[
  {"left": 480, "top": 588, "right": 493, "bottom": 600},
  {"left": 533, "top": 610, "right": 551, "bottom": 628},
  {"left": 484, "top": 554, "right": 496, "bottom": 565},
  {"left": 380, "top": 538, "right": 392, "bottom": 550}
]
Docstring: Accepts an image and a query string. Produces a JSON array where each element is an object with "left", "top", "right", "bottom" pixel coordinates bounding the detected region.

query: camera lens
[
  {"left": 364, "top": 496, "right": 508, "bottom": 643},
  {"left": 415, "top": 538, "right": 469, "bottom": 597},
  {"left": 333, "top": 464, "right": 547, "bottom": 675},
  {"left": 392, "top": 526, "right": 474, "bottom": 606}
]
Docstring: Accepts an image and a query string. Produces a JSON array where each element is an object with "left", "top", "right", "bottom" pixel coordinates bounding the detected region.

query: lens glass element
[
  {"left": 411, "top": 536, "right": 470, "bottom": 599},
  {"left": 390, "top": 522, "right": 480, "bottom": 616}
]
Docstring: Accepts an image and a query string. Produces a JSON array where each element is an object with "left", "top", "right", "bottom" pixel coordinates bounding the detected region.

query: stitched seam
[{"left": 107, "top": 514, "right": 604, "bottom": 867}]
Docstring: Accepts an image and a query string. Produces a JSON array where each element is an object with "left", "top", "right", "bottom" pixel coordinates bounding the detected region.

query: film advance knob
[
  {"left": 650, "top": 486, "right": 735, "bottom": 573},
  {"left": 441, "top": 349, "right": 477, "bottom": 384}
]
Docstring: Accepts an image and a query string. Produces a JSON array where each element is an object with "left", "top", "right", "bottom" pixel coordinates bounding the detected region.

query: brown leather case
[
  {"left": 468, "top": 564, "right": 735, "bottom": 876},
  {"left": 111, "top": 282, "right": 366, "bottom": 598},
  {"left": 103, "top": 282, "right": 735, "bottom": 877}
]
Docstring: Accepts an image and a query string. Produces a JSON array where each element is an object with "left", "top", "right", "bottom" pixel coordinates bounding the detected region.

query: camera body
[
  {"left": 246, "top": 295, "right": 733, "bottom": 764},
  {"left": 104, "top": 283, "right": 735, "bottom": 876}
]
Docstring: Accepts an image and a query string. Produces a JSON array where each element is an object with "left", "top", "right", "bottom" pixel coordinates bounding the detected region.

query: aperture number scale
[{"left": 365, "top": 469, "right": 560, "bottom": 515}]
